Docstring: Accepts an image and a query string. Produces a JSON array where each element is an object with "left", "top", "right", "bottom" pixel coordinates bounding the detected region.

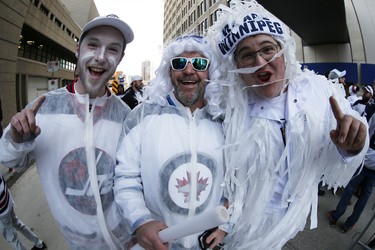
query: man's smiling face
[
  {"left": 76, "top": 26, "right": 124, "bottom": 98},
  {"left": 170, "top": 51, "right": 209, "bottom": 112}
]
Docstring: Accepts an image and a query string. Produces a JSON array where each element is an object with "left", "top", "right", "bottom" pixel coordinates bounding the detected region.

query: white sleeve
[
  {"left": 114, "top": 123, "right": 153, "bottom": 234},
  {"left": 321, "top": 81, "right": 369, "bottom": 189},
  {"left": 0, "top": 124, "right": 35, "bottom": 171}
]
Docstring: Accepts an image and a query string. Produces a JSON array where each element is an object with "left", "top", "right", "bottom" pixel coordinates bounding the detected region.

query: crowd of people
[
  {"left": 326, "top": 71, "right": 375, "bottom": 236},
  {"left": 0, "top": 0, "right": 374, "bottom": 249}
]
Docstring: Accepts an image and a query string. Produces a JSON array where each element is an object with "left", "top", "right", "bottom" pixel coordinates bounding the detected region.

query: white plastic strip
[{"left": 85, "top": 99, "right": 117, "bottom": 250}]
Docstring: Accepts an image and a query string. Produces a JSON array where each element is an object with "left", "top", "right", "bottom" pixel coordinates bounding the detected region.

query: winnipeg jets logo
[
  {"left": 176, "top": 171, "right": 208, "bottom": 203},
  {"left": 160, "top": 153, "right": 217, "bottom": 215},
  {"left": 59, "top": 147, "right": 115, "bottom": 215}
]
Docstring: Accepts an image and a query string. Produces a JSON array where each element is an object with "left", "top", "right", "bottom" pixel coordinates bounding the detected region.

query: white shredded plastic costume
[
  {"left": 114, "top": 35, "right": 228, "bottom": 249},
  {"left": 0, "top": 86, "right": 132, "bottom": 250},
  {"left": 207, "top": 1, "right": 369, "bottom": 249}
]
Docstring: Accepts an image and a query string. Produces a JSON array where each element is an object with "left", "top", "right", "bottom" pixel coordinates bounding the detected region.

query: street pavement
[
  {"left": 0, "top": 164, "right": 67, "bottom": 250},
  {"left": 0, "top": 164, "right": 375, "bottom": 250}
]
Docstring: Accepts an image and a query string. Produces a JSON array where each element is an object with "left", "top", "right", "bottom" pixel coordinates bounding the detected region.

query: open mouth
[
  {"left": 256, "top": 71, "right": 272, "bottom": 83},
  {"left": 89, "top": 67, "right": 106, "bottom": 77},
  {"left": 181, "top": 80, "right": 197, "bottom": 85}
]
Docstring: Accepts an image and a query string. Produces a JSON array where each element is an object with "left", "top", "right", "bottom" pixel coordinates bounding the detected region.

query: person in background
[
  {"left": 352, "top": 85, "right": 373, "bottom": 117},
  {"left": 121, "top": 75, "right": 144, "bottom": 109},
  {"left": 347, "top": 85, "right": 361, "bottom": 106},
  {"left": 365, "top": 80, "right": 375, "bottom": 119},
  {"left": 117, "top": 84, "right": 125, "bottom": 97},
  {"left": 328, "top": 68, "right": 347, "bottom": 97},
  {"left": 328, "top": 112, "right": 375, "bottom": 233},
  {"left": 0, "top": 171, "right": 47, "bottom": 250},
  {"left": 114, "top": 35, "right": 228, "bottom": 250},
  {"left": 208, "top": 0, "right": 368, "bottom": 249},
  {"left": 0, "top": 14, "right": 134, "bottom": 249},
  {"left": 0, "top": 99, "right": 13, "bottom": 173}
]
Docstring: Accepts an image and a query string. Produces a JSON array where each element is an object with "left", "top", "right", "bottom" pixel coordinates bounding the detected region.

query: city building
[
  {"left": 163, "top": 0, "right": 375, "bottom": 86},
  {"left": 141, "top": 60, "right": 153, "bottom": 85},
  {"left": 1, "top": 0, "right": 375, "bottom": 124},
  {"left": 163, "top": 0, "right": 229, "bottom": 42},
  {"left": 0, "top": 0, "right": 99, "bottom": 123}
]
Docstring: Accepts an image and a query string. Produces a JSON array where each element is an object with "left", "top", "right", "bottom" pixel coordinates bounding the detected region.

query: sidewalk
[
  {"left": 0, "top": 164, "right": 67, "bottom": 250},
  {"left": 0, "top": 165, "right": 22, "bottom": 188},
  {"left": 283, "top": 187, "right": 375, "bottom": 250}
]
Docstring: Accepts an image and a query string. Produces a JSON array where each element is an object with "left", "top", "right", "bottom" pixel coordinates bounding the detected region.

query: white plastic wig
[{"left": 142, "top": 35, "right": 223, "bottom": 118}]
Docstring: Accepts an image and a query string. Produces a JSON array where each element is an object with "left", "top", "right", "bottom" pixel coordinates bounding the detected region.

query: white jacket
[
  {"left": 114, "top": 95, "right": 225, "bottom": 249},
  {"left": 223, "top": 73, "right": 369, "bottom": 249},
  {"left": 0, "top": 86, "right": 131, "bottom": 250}
]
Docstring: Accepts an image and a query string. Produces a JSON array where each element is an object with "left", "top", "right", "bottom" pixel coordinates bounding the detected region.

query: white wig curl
[{"left": 142, "top": 35, "right": 223, "bottom": 118}]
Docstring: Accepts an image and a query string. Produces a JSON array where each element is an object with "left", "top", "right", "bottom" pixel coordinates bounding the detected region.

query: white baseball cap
[
  {"left": 328, "top": 69, "right": 346, "bottom": 79},
  {"left": 363, "top": 85, "right": 374, "bottom": 96},
  {"left": 131, "top": 75, "right": 142, "bottom": 82},
  {"left": 80, "top": 14, "right": 134, "bottom": 45}
]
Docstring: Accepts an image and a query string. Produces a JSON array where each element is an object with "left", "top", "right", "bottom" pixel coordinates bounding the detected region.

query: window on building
[
  {"left": 40, "top": 4, "right": 49, "bottom": 17},
  {"left": 18, "top": 25, "right": 77, "bottom": 71},
  {"left": 55, "top": 18, "right": 62, "bottom": 28},
  {"left": 198, "top": 1, "right": 206, "bottom": 17},
  {"left": 197, "top": 18, "right": 208, "bottom": 35},
  {"left": 189, "top": 11, "right": 196, "bottom": 26},
  {"left": 210, "top": 10, "right": 218, "bottom": 25},
  {"left": 33, "top": 0, "right": 40, "bottom": 7}
]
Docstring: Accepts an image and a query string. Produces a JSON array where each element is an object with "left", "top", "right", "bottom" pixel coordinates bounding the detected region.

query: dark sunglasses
[{"left": 170, "top": 57, "right": 210, "bottom": 71}]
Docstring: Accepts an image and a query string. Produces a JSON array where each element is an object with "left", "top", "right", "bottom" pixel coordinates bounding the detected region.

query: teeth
[{"left": 90, "top": 67, "right": 104, "bottom": 72}]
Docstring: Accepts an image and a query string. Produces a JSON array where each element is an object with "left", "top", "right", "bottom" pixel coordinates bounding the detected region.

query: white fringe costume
[{"left": 207, "top": 1, "right": 369, "bottom": 249}]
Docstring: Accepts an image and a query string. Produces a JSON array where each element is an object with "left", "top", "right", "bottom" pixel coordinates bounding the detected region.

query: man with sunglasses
[
  {"left": 114, "top": 35, "right": 228, "bottom": 250},
  {"left": 0, "top": 15, "right": 134, "bottom": 249},
  {"left": 208, "top": 0, "right": 368, "bottom": 249}
]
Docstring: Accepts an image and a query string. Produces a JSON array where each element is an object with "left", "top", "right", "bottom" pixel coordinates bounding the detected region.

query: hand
[
  {"left": 205, "top": 228, "right": 226, "bottom": 249},
  {"left": 329, "top": 96, "right": 367, "bottom": 154},
  {"left": 10, "top": 95, "right": 46, "bottom": 143},
  {"left": 136, "top": 220, "right": 168, "bottom": 250}
]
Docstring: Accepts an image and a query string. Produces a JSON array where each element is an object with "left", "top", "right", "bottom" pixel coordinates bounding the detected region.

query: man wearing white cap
[
  {"left": 0, "top": 14, "right": 134, "bottom": 249},
  {"left": 328, "top": 68, "right": 347, "bottom": 97},
  {"left": 208, "top": 0, "right": 368, "bottom": 249},
  {"left": 352, "top": 85, "right": 374, "bottom": 117},
  {"left": 328, "top": 68, "right": 347, "bottom": 81},
  {"left": 121, "top": 75, "right": 144, "bottom": 109}
]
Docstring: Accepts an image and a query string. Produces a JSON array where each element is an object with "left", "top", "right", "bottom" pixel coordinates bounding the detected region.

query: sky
[{"left": 93, "top": 0, "right": 164, "bottom": 79}]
